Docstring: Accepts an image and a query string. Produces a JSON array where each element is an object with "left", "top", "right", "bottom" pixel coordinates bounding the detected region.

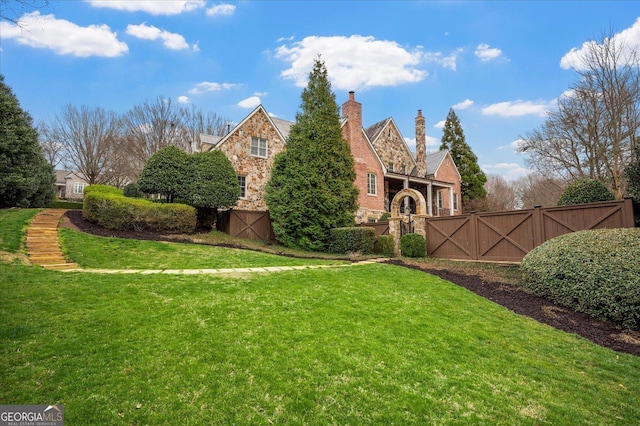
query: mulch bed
[{"left": 62, "top": 210, "right": 640, "bottom": 357}]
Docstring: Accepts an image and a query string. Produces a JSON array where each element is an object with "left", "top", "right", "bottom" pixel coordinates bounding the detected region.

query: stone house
[
  {"left": 202, "top": 91, "right": 461, "bottom": 223},
  {"left": 55, "top": 170, "right": 89, "bottom": 200}
]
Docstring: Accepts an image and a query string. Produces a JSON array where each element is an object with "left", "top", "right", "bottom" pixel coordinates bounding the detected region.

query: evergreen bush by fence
[
  {"left": 328, "top": 227, "right": 376, "bottom": 254},
  {"left": 377, "top": 235, "right": 395, "bottom": 257},
  {"left": 520, "top": 228, "right": 640, "bottom": 330},
  {"left": 83, "top": 185, "right": 196, "bottom": 233},
  {"left": 401, "top": 233, "right": 426, "bottom": 258}
]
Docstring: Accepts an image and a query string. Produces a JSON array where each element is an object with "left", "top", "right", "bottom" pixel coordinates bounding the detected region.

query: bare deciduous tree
[
  {"left": 38, "top": 121, "right": 65, "bottom": 168},
  {"left": 52, "top": 104, "right": 121, "bottom": 185},
  {"left": 122, "top": 97, "right": 187, "bottom": 173},
  {"left": 484, "top": 174, "right": 519, "bottom": 212},
  {"left": 518, "top": 31, "right": 640, "bottom": 199},
  {"left": 181, "top": 105, "right": 230, "bottom": 153},
  {"left": 511, "top": 173, "right": 566, "bottom": 209}
]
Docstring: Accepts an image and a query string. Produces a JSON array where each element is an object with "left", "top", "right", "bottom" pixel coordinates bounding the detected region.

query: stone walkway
[{"left": 26, "top": 209, "right": 386, "bottom": 274}]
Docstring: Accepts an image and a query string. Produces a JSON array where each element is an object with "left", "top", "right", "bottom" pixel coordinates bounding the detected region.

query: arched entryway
[{"left": 388, "top": 189, "right": 429, "bottom": 256}]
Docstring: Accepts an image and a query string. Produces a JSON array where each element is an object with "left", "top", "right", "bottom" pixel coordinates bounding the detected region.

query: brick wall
[{"left": 342, "top": 92, "right": 386, "bottom": 222}]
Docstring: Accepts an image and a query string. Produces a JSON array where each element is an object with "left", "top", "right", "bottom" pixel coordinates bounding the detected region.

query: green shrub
[
  {"left": 401, "top": 233, "right": 426, "bottom": 258},
  {"left": 83, "top": 185, "right": 196, "bottom": 233},
  {"left": 48, "top": 200, "right": 83, "bottom": 209},
  {"left": 378, "top": 235, "right": 395, "bottom": 257},
  {"left": 379, "top": 212, "right": 391, "bottom": 222},
  {"left": 557, "top": 179, "right": 615, "bottom": 206},
  {"left": 520, "top": 228, "right": 640, "bottom": 330},
  {"left": 328, "top": 227, "right": 376, "bottom": 254},
  {"left": 123, "top": 182, "right": 142, "bottom": 198}
]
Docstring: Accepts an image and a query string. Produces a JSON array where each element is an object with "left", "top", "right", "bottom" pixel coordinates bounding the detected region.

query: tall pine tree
[
  {"left": 265, "top": 57, "right": 358, "bottom": 251},
  {"left": 440, "top": 108, "right": 487, "bottom": 211},
  {"left": 0, "top": 75, "right": 54, "bottom": 207}
]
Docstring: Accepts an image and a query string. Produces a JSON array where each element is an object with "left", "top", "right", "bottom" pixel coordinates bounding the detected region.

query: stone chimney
[
  {"left": 342, "top": 91, "right": 363, "bottom": 155},
  {"left": 415, "top": 109, "right": 427, "bottom": 176}
]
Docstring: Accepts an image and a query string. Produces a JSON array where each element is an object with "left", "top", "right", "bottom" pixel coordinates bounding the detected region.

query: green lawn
[
  {"left": 58, "top": 228, "right": 346, "bottom": 270},
  {"left": 1, "top": 209, "right": 640, "bottom": 424}
]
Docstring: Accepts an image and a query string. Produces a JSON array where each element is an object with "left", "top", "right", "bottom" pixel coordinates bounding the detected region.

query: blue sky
[{"left": 2, "top": 0, "right": 639, "bottom": 180}]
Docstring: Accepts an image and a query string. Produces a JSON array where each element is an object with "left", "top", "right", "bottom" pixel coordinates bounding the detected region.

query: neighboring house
[
  {"left": 55, "top": 170, "right": 89, "bottom": 200},
  {"left": 202, "top": 91, "right": 462, "bottom": 223}
]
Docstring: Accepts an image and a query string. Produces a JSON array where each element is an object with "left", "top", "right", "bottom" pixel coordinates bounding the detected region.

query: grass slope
[{"left": 1, "top": 208, "right": 639, "bottom": 424}]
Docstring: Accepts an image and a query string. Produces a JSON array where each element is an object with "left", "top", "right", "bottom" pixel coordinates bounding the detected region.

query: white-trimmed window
[
  {"left": 73, "top": 183, "right": 85, "bottom": 195},
  {"left": 237, "top": 175, "right": 246, "bottom": 198},
  {"left": 367, "top": 172, "right": 377, "bottom": 195},
  {"left": 250, "top": 137, "right": 267, "bottom": 158},
  {"left": 388, "top": 163, "right": 394, "bottom": 172},
  {"left": 401, "top": 165, "right": 406, "bottom": 174},
  {"left": 437, "top": 190, "right": 443, "bottom": 209},
  {"left": 453, "top": 191, "right": 459, "bottom": 210}
]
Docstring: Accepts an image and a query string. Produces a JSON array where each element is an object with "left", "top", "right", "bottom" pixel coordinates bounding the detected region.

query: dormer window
[{"left": 250, "top": 137, "right": 267, "bottom": 158}]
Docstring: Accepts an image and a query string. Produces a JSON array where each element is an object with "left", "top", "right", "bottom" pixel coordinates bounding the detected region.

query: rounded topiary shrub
[
  {"left": 400, "top": 233, "right": 426, "bottom": 258},
  {"left": 557, "top": 179, "right": 615, "bottom": 206},
  {"left": 520, "top": 228, "right": 640, "bottom": 330}
]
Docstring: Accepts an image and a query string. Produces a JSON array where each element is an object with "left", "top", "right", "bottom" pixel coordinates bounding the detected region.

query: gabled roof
[
  {"left": 426, "top": 150, "right": 461, "bottom": 180},
  {"left": 207, "top": 105, "right": 294, "bottom": 151},
  {"left": 364, "top": 118, "right": 392, "bottom": 142}
]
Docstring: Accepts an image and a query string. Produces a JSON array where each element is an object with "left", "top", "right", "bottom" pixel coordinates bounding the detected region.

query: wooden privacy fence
[
  {"left": 217, "top": 209, "right": 276, "bottom": 242},
  {"left": 425, "top": 198, "right": 635, "bottom": 262}
]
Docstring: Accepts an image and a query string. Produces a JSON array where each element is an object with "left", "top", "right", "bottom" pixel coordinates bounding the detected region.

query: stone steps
[{"left": 26, "top": 209, "right": 79, "bottom": 271}]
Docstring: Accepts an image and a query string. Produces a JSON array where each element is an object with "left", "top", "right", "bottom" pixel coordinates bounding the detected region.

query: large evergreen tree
[
  {"left": 265, "top": 57, "right": 359, "bottom": 251},
  {"left": 0, "top": 74, "right": 54, "bottom": 207},
  {"left": 440, "top": 108, "right": 487, "bottom": 211}
]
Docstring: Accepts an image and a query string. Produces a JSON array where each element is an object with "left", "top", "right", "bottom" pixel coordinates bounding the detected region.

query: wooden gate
[
  {"left": 217, "top": 210, "right": 276, "bottom": 242},
  {"left": 426, "top": 198, "right": 635, "bottom": 262}
]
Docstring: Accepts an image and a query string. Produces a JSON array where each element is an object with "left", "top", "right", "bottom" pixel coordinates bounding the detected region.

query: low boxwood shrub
[
  {"left": 378, "top": 235, "right": 395, "bottom": 257},
  {"left": 520, "top": 228, "right": 640, "bottom": 330},
  {"left": 328, "top": 227, "right": 376, "bottom": 254},
  {"left": 83, "top": 185, "right": 196, "bottom": 233},
  {"left": 401, "top": 233, "right": 426, "bottom": 258}
]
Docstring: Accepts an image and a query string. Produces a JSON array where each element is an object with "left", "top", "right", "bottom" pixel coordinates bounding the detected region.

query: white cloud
[
  {"left": 405, "top": 137, "right": 416, "bottom": 152},
  {"left": 276, "top": 35, "right": 426, "bottom": 90},
  {"left": 192, "top": 42, "right": 200, "bottom": 52},
  {"left": 433, "top": 120, "right": 446, "bottom": 129},
  {"left": 277, "top": 35, "right": 295, "bottom": 42},
  {"left": 126, "top": 23, "right": 190, "bottom": 50},
  {"left": 423, "top": 48, "right": 463, "bottom": 71},
  {"left": 177, "top": 96, "right": 190, "bottom": 104},
  {"left": 560, "top": 17, "right": 640, "bottom": 70},
  {"left": 481, "top": 162, "right": 531, "bottom": 180},
  {"left": 453, "top": 99, "right": 474, "bottom": 110},
  {"left": 238, "top": 96, "right": 261, "bottom": 109},
  {"left": 0, "top": 12, "right": 128, "bottom": 57},
  {"left": 482, "top": 100, "right": 551, "bottom": 117},
  {"left": 426, "top": 134, "right": 439, "bottom": 146},
  {"left": 189, "top": 81, "right": 239, "bottom": 94},
  {"left": 475, "top": 43, "right": 503, "bottom": 62},
  {"left": 498, "top": 139, "right": 526, "bottom": 151},
  {"left": 206, "top": 3, "right": 236, "bottom": 16},
  {"left": 86, "top": 0, "right": 205, "bottom": 15}
]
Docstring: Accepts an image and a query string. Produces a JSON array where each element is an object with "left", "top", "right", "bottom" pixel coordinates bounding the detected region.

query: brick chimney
[
  {"left": 342, "top": 91, "right": 363, "bottom": 155},
  {"left": 415, "top": 109, "right": 427, "bottom": 176}
]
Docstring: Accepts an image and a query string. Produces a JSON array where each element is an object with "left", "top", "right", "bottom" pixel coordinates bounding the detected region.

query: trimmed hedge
[
  {"left": 49, "top": 200, "right": 83, "bottom": 209},
  {"left": 83, "top": 185, "right": 196, "bottom": 233},
  {"left": 520, "top": 228, "right": 640, "bottom": 330},
  {"left": 328, "top": 227, "right": 376, "bottom": 254},
  {"left": 401, "top": 233, "right": 426, "bottom": 258},
  {"left": 378, "top": 235, "right": 395, "bottom": 257}
]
